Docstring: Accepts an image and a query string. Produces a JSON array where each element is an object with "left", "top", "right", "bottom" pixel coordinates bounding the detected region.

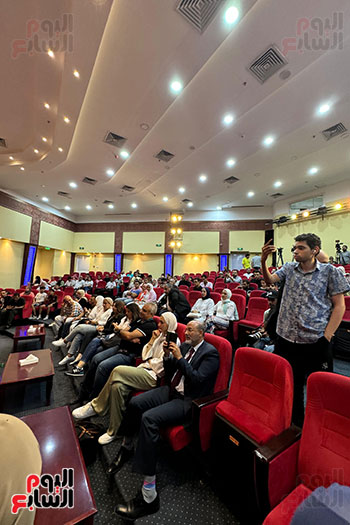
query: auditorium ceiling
[{"left": 0, "top": 0, "right": 349, "bottom": 222}]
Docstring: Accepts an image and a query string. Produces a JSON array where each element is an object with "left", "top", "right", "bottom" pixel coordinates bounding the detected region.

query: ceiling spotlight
[
  {"left": 20, "top": 166, "right": 25, "bottom": 171},
  {"left": 42, "top": 197, "right": 49, "bottom": 202},
  {"left": 86, "top": 205, "right": 92, "bottom": 210},
  {"left": 120, "top": 150, "right": 129, "bottom": 159},
  {"left": 216, "top": 206, "right": 222, "bottom": 210},
  {"left": 223, "top": 113, "right": 234, "bottom": 126},
  {"left": 58, "top": 147, "right": 63, "bottom": 152},
  {"left": 291, "top": 214, "right": 297, "bottom": 220},
  {"left": 318, "top": 103, "right": 331, "bottom": 115},
  {"left": 226, "top": 158, "right": 236, "bottom": 168},
  {"left": 274, "top": 181, "right": 282, "bottom": 188},
  {"left": 178, "top": 187, "right": 185, "bottom": 193},
  {"left": 106, "top": 169, "right": 114, "bottom": 177},
  {"left": 171, "top": 228, "right": 176, "bottom": 235},
  {"left": 73, "top": 69, "right": 80, "bottom": 78},
  {"left": 140, "top": 123, "right": 150, "bottom": 130},
  {"left": 42, "top": 137, "right": 47, "bottom": 142},
  {"left": 262, "top": 135, "right": 275, "bottom": 147},
  {"left": 34, "top": 149, "right": 39, "bottom": 154},
  {"left": 170, "top": 80, "right": 183, "bottom": 94},
  {"left": 131, "top": 202, "right": 137, "bottom": 208},
  {"left": 170, "top": 241, "right": 176, "bottom": 248},
  {"left": 247, "top": 191, "right": 255, "bottom": 197},
  {"left": 108, "top": 204, "right": 114, "bottom": 209},
  {"left": 187, "top": 201, "right": 193, "bottom": 208},
  {"left": 64, "top": 206, "right": 71, "bottom": 211},
  {"left": 64, "top": 116, "right": 70, "bottom": 124},
  {"left": 69, "top": 182, "right": 77, "bottom": 188},
  {"left": 177, "top": 228, "right": 182, "bottom": 234},
  {"left": 224, "top": 6, "right": 240, "bottom": 24},
  {"left": 9, "top": 156, "right": 14, "bottom": 160},
  {"left": 44, "top": 103, "right": 50, "bottom": 109},
  {"left": 176, "top": 241, "right": 182, "bottom": 248},
  {"left": 199, "top": 174, "right": 207, "bottom": 182},
  {"left": 163, "top": 196, "right": 169, "bottom": 202},
  {"left": 302, "top": 210, "right": 310, "bottom": 218},
  {"left": 308, "top": 166, "right": 319, "bottom": 175},
  {"left": 47, "top": 49, "right": 54, "bottom": 58},
  {"left": 335, "top": 203, "right": 342, "bottom": 210}
]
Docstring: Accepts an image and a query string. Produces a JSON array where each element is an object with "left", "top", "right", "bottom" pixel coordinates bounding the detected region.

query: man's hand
[
  {"left": 169, "top": 342, "right": 182, "bottom": 360},
  {"left": 96, "top": 325, "right": 104, "bottom": 332},
  {"left": 261, "top": 239, "right": 277, "bottom": 262},
  {"left": 323, "top": 332, "right": 332, "bottom": 342},
  {"left": 131, "top": 338, "right": 140, "bottom": 344}
]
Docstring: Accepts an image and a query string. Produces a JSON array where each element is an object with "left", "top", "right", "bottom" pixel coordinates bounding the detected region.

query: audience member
[
  {"left": 200, "top": 276, "right": 213, "bottom": 289},
  {"left": 339, "top": 244, "right": 350, "bottom": 265},
  {"left": 250, "top": 254, "right": 261, "bottom": 269},
  {"left": 2, "top": 292, "right": 25, "bottom": 328},
  {"left": 231, "top": 270, "right": 242, "bottom": 283},
  {"left": 186, "top": 287, "right": 214, "bottom": 323},
  {"left": 247, "top": 290, "right": 278, "bottom": 351},
  {"left": 207, "top": 289, "right": 238, "bottom": 332},
  {"left": 31, "top": 285, "right": 47, "bottom": 318},
  {"left": 164, "top": 284, "right": 191, "bottom": 323},
  {"left": 242, "top": 253, "right": 251, "bottom": 269}
]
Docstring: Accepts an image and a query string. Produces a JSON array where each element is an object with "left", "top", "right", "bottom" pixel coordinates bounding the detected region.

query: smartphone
[{"left": 166, "top": 332, "right": 177, "bottom": 344}]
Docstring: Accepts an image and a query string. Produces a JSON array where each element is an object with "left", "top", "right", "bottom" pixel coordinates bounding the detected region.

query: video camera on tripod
[{"left": 335, "top": 240, "right": 343, "bottom": 264}]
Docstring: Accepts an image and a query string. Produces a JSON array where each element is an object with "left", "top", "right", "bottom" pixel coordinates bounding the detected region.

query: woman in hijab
[
  {"left": 186, "top": 287, "right": 214, "bottom": 323},
  {"left": 73, "top": 312, "right": 179, "bottom": 446},
  {"left": 207, "top": 288, "right": 238, "bottom": 332},
  {"left": 135, "top": 283, "right": 157, "bottom": 306}
]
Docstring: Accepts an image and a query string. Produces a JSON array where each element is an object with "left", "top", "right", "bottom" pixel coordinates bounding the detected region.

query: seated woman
[
  {"left": 207, "top": 288, "right": 238, "bottom": 332},
  {"left": 186, "top": 287, "right": 214, "bottom": 324},
  {"left": 135, "top": 283, "right": 157, "bottom": 306},
  {"left": 54, "top": 297, "right": 113, "bottom": 357},
  {"left": 72, "top": 312, "right": 178, "bottom": 445}
]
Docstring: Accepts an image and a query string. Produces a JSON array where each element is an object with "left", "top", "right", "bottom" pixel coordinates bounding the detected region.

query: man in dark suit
[{"left": 112, "top": 320, "right": 219, "bottom": 520}]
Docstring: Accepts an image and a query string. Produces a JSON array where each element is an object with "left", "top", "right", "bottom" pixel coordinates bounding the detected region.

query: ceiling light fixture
[
  {"left": 108, "top": 204, "right": 114, "bottom": 209},
  {"left": 224, "top": 5, "right": 240, "bottom": 24},
  {"left": 308, "top": 166, "right": 319, "bottom": 175},
  {"left": 223, "top": 113, "right": 234, "bottom": 126},
  {"left": 170, "top": 80, "right": 183, "bottom": 94},
  {"left": 176, "top": 241, "right": 182, "bottom": 248},
  {"left": 131, "top": 202, "right": 137, "bottom": 208},
  {"left": 86, "top": 205, "right": 92, "bottom": 210},
  {"left": 42, "top": 197, "right": 49, "bottom": 202},
  {"left": 302, "top": 210, "right": 310, "bottom": 218},
  {"left": 73, "top": 69, "right": 80, "bottom": 78},
  {"left": 44, "top": 103, "right": 50, "bottom": 109},
  {"left": 274, "top": 181, "right": 282, "bottom": 188},
  {"left": 162, "top": 196, "right": 169, "bottom": 202},
  {"left": 64, "top": 206, "right": 71, "bottom": 211},
  {"left": 120, "top": 150, "right": 129, "bottom": 159},
  {"left": 226, "top": 158, "right": 236, "bottom": 168},
  {"left": 170, "top": 241, "right": 176, "bottom": 248},
  {"left": 318, "top": 103, "right": 331, "bottom": 115},
  {"left": 335, "top": 203, "right": 342, "bottom": 210},
  {"left": 9, "top": 156, "right": 14, "bottom": 160},
  {"left": 34, "top": 149, "right": 39, "bottom": 154},
  {"left": 291, "top": 214, "right": 297, "bottom": 220},
  {"left": 47, "top": 49, "right": 54, "bottom": 58},
  {"left": 262, "top": 135, "right": 275, "bottom": 147},
  {"left": 64, "top": 116, "right": 70, "bottom": 124},
  {"left": 106, "top": 169, "right": 114, "bottom": 177},
  {"left": 69, "top": 182, "right": 77, "bottom": 188},
  {"left": 216, "top": 206, "right": 222, "bottom": 210},
  {"left": 58, "top": 147, "right": 63, "bottom": 152},
  {"left": 247, "top": 191, "right": 255, "bottom": 197},
  {"left": 42, "top": 137, "right": 47, "bottom": 142},
  {"left": 20, "top": 166, "right": 25, "bottom": 171},
  {"left": 199, "top": 174, "right": 207, "bottom": 182},
  {"left": 187, "top": 201, "right": 193, "bottom": 208},
  {"left": 178, "top": 186, "right": 185, "bottom": 193}
]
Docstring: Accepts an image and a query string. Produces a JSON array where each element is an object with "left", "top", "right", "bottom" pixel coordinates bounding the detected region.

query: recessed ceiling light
[
  {"left": 9, "top": 156, "right": 14, "bottom": 160},
  {"left": 247, "top": 191, "right": 255, "bottom": 197},
  {"left": 140, "top": 123, "right": 149, "bottom": 130},
  {"left": 226, "top": 158, "right": 236, "bottom": 168},
  {"left": 106, "top": 169, "right": 114, "bottom": 177},
  {"left": 42, "top": 137, "right": 47, "bottom": 142},
  {"left": 224, "top": 6, "right": 240, "bottom": 24},
  {"left": 262, "top": 135, "right": 275, "bottom": 147},
  {"left": 222, "top": 114, "right": 234, "bottom": 126},
  {"left": 302, "top": 210, "right": 310, "bottom": 218},
  {"left": 42, "top": 197, "right": 49, "bottom": 202},
  {"left": 274, "top": 181, "right": 282, "bottom": 188},
  {"left": 34, "top": 149, "right": 39, "bottom": 154},
  {"left": 170, "top": 80, "right": 183, "bottom": 94},
  {"left": 20, "top": 166, "right": 25, "bottom": 171},
  {"left": 199, "top": 174, "right": 207, "bottom": 182},
  {"left": 178, "top": 186, "right": 185, "bottom": 193},
  {"left": 47, "top": 49, "right": 54, "bottom": 58},
  {"left": 58, "top": 147, "right": 63, "bottom": 152},
  {"left": 291, "top": 214, "right": 297, "bottom": 220},
  {"left": 69, "top": 182, "right": 77, "bottom": 188},
  {"left": 86, "top": 205, "right": 92, "bottom": 210},
  {"left": 64, "top": 205, "right": 71, "bottom": 211},
  {"left": 64, "top": 116, "right": 70, "bottom": 124},
  {"left": 187, "top": 201, "right": 193, "bottom": 208},
  {"left": 131, "top": 202, "right": 137, "bottom": 208},
  {"left": 44, "top": 103, "right": 50, "bottom": 109},
  {"left": 308, "top": 166, "right": 319, "bottom": 175},
  {"left": 120, "top": 150, "right": 129, "bottom": 159},
  {"left": 318, "top": 103, "right": 331, "bottom": 115},
  {"left": 162, "top": 196, "right": 169, "bottom": 202},
  {"left": 108, "top": 204, "right": 114, "bottom": 209},
  {"left": 216, "top": 206, "right": 222, "bottom": 210},
  {"left": 73, "top": 69, "right": 80, "bottom": 78}
]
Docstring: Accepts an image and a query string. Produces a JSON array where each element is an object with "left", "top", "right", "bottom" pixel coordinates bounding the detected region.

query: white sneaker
[
  {"left": 52, "top": 338, "right": 65, "bottom": 347},
  {"left": 72, "top": 402, "right": 96, "bottom": 420},
  {"left": 58, "top": 355, "right": 75, "bottom": 366},
  {"left": 43, "top": 316, "right": 49, "bottom": 321},
  {"left": 98, "top": 432, "right": 116, "bottom": 445},
  {"left": 48, "top": 322, "right": 55, "bottom": 328}
]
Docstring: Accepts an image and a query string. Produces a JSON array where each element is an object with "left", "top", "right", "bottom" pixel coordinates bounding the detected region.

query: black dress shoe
[
  {"left": 115, "top": 492, "right": 160, "bottom": 521},
  {"left": 107, "top": 446, "right": 133, "bottom": 476}
]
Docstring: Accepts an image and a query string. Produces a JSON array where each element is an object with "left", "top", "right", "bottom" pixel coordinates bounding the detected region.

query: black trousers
[
  {"left": 274, "top": 335, "right": 332, "bottom": 427},
  {"left": 120, "top": 386, "right": 190, "bottom": 476}
]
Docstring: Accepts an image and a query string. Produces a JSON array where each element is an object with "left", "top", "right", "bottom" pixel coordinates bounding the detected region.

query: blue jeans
[{"left": 80, "top": 336, "right": 104, "bottom": 364}]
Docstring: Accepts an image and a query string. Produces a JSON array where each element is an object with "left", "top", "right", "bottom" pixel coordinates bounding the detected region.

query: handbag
[{"left": 74, "top": 419, "right": 105, "bottom": 465}]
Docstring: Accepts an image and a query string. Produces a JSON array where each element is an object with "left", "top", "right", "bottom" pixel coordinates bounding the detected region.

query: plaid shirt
[{"left": 63, "top": 301, "right": 83, "bottom": 317}]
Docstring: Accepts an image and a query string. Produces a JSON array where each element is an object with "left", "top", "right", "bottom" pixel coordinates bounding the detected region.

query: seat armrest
[
  {"left": 192, "top": 389, "right": 229, "bottom": 410},
  {"left": 191, "top": 390, "right": 229, "bottom": 452},
  {"left": 255, "top": 424, "right": 301, "bottom": 463}
]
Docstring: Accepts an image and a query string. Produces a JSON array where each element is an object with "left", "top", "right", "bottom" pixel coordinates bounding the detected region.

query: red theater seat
[
  {"left": 343, "top": 296, "right": 350, "bottom": 321},
  {"left": 238, "top": 297, "right": 269, "bottom": 329},
  {"left": 188, "top": 291, "right": 201, "bottom": 307},
  {"left": 210, "top": 292, "right": 221, "bottom": 304},
  {"left": 250, "top": 289, "right": 267, "bottom": 298}
]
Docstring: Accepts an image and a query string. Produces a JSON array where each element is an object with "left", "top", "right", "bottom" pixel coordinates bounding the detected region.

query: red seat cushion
[
  {"left": 263, "top": 484, "right": 312, "bottom": 524},
  {"left": 161, "top": 425, "right": 192, "bottom": 452},
  {"left": 214, "top": 329, "right": 229, "bottom": 339}
]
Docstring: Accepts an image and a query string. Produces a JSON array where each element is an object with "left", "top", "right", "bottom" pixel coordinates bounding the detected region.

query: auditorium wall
[
  {"left": 229, "top": 230, "right": 265, "bottom": 252},
  {"left": 39, "top": 222, "right": 74, "bottom": 252},
  {"left": 0, "top": 206, "right": 31, "bottom": 243},
  {"left": 174, "top": 254, "right": 219, "bottom": 275},
  {"left": 123, "top": 254, "right": 164, "bottom": 277},
  {"left": 0, "top": 239, "right": 25, "bottom": 289},
  {"left": 53, "top": 250, "right": 71, "bottom": 276},
  {"left": 73, "top": 233, "right": 115, "bottom": 253},
  {"left": 89, "top": 253, "right": 114, "bottom": 273},
  {"left": 122, "top": 232, "right": 165, "bottom": 254},
  {"left": 173, "top": 232, "right": 219, "bottom": 254},
  {"left": 34, "top": 248, "right": 54, "bottom": 280}
]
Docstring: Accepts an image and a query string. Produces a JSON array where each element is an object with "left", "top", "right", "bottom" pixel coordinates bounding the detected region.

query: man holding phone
[{"left": 113, "top": 320, "right": 220, "bottom": 520}]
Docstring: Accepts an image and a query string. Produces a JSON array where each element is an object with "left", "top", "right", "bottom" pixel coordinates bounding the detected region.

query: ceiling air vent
[
  {"left": 248, "top": 45, "right": 288, "bottom": 84},
  {"left": 82, "top": 177, "right": 98, "bottom": 185},
  {"left": 103, "top": 199, "right": 114, "bottom": 204},
  {"left": 224, "top": 176, "right": 240, "bottom": 184},
  {"left": 321, "top": 122, "right": 347, "bottom": 141},
  {"left": 176, "top": 0, "right": 223, "bottom": 33},
  {"left": 154, "top": 149, "right": 174, "bottom": 162},
  {"left": 224, "top": 205, "right": 264, "bottom": 209},
  {"left": 181, "top": 198, "right": 191, "bottom": 203},
  {"left": 0, "top": 138, "right": 7, "bottom": 148},
  {"left": 121, "top": 185, "right": 135, "bottom": 192},
  {"left": 103, "top": 131, "right": 127, "bottom": 148},
  {"left": 105, "top": 213, "right": 131, "bottom": 216},
  {"left": 57, "top": 191, "right": 71, "bottom": 198},
  {"left": 270, "top": 192, "right": 284, "bottom": 198}
]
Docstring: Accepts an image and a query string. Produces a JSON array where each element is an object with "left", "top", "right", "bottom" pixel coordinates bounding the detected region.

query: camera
[
  {"left": 248, "top": 331, "right": 263, "bottom": 342},
  {"left": 335, "top": 240, "right": 343, "bottom": 253}
]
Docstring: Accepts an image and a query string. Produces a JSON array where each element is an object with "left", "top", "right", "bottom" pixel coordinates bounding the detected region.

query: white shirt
[
  {"left": 190, "top": 298, "right": 215, "bottom": 321},
  {"left": 175, "top": 340, "right": 204, "bottom": 395},
  {"left": 200, "top": 281, "right": 213, "bottom": 289}
]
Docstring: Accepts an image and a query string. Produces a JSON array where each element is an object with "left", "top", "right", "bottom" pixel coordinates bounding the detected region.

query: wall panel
[
  {"left": 53, "top": 250, "right": 71, "bottom": 276},
  {"left": 34, "top": 248, "right": 54, "bottom": 279},
  {"left": 73, "top": 232, "right": 115, "bottom": 253},
  {"left": 39, "top": 222, "right": 74, "bottom": 252},
  {"left": 0, "top": 240, "right": 25, "bottom": 288},
  {"left": 122, "top": 232, "right": 165, "bottom": 254},
  {"left": 173, "top": 232, "right": 219, "bottom": 254},
  {"left": 123, "top": 254, "right": 164, "bottom": 277},
  {"left": 229, "top": 230, "right": 265, "bottom": 252},
  {"left": 0, "top": 206, "right": 31, "bottom": 243},
  {"left": 174, "top": 254, "right": 218, "bottom": 275}
]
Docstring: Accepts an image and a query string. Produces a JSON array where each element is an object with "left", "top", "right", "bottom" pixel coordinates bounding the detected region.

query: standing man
[
  {"left": 339, "top": 244, "right": 350, "bottom": 265},
  {"left": 242, "top": 253, "right": 251, "bottom": 269},
  {"left": 251, "top": 253, "right": 262, "bottom": 269},
  {"left": 261, "top": 233, "right": 349, "bottom": 426}
]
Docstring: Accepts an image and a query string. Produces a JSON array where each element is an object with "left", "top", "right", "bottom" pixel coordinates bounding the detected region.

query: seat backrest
[
  {"left": 231, "top": 294, "right": 246, "bottom": 320},
  {"left": 228, "top": 347, "right": 293, "bottom": 437},
  {"left": 214, "top": 286, "right": 225, "bottom": 293},
  {"left": 204, "top": 333, "right": 233, "bottom": 392},
  {"left": 298, "top": 372, "right": 350, "bottom": 490},
  {"left": 189, "top": 291, "right": 202, "bottom": 307},
  {"left": 176, "top": 323, "right": 187, "bottom": 343},
  {"left": 96, "top": 280, "right": 106, "bottom": 289},
  {"left": 153, "top": 287, "right": 164, "bottom": 299},
  {"left": 179, "top": 284, "right": 190, "bottom": 290},
  {"left": 245, "top": 297, "right": 269, "bottom": 322},
  {"left": 228, "top": 282, "right": 240, "bottom": 290},
  {"left": 232, "top": 289, "right": 247, "bottom": 298},
  {"left": 181, "top": 289, "right": 189, "bottom": 301},
  {"left": 210, "top": 292, "right": 221, "bottom": 304},
  {"left": 249, "top": 290, "right": 266, "bottom": 298},
  {"left": 63, "top": 286, "right": 74, "bottom": 296},
  {"left": 249, "top": 282, "right": 258, "bottom": 290},
  {"left": 344, "top": 296, "right": 350, "bottom": 319}
]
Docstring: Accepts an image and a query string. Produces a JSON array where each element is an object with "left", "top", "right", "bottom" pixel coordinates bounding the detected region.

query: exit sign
[
  {"left": 237, "top": 248, "right": 243, "bottom": 251},
  {"left": 155, "top": 243, "right": 162, "bottom": 247}
]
